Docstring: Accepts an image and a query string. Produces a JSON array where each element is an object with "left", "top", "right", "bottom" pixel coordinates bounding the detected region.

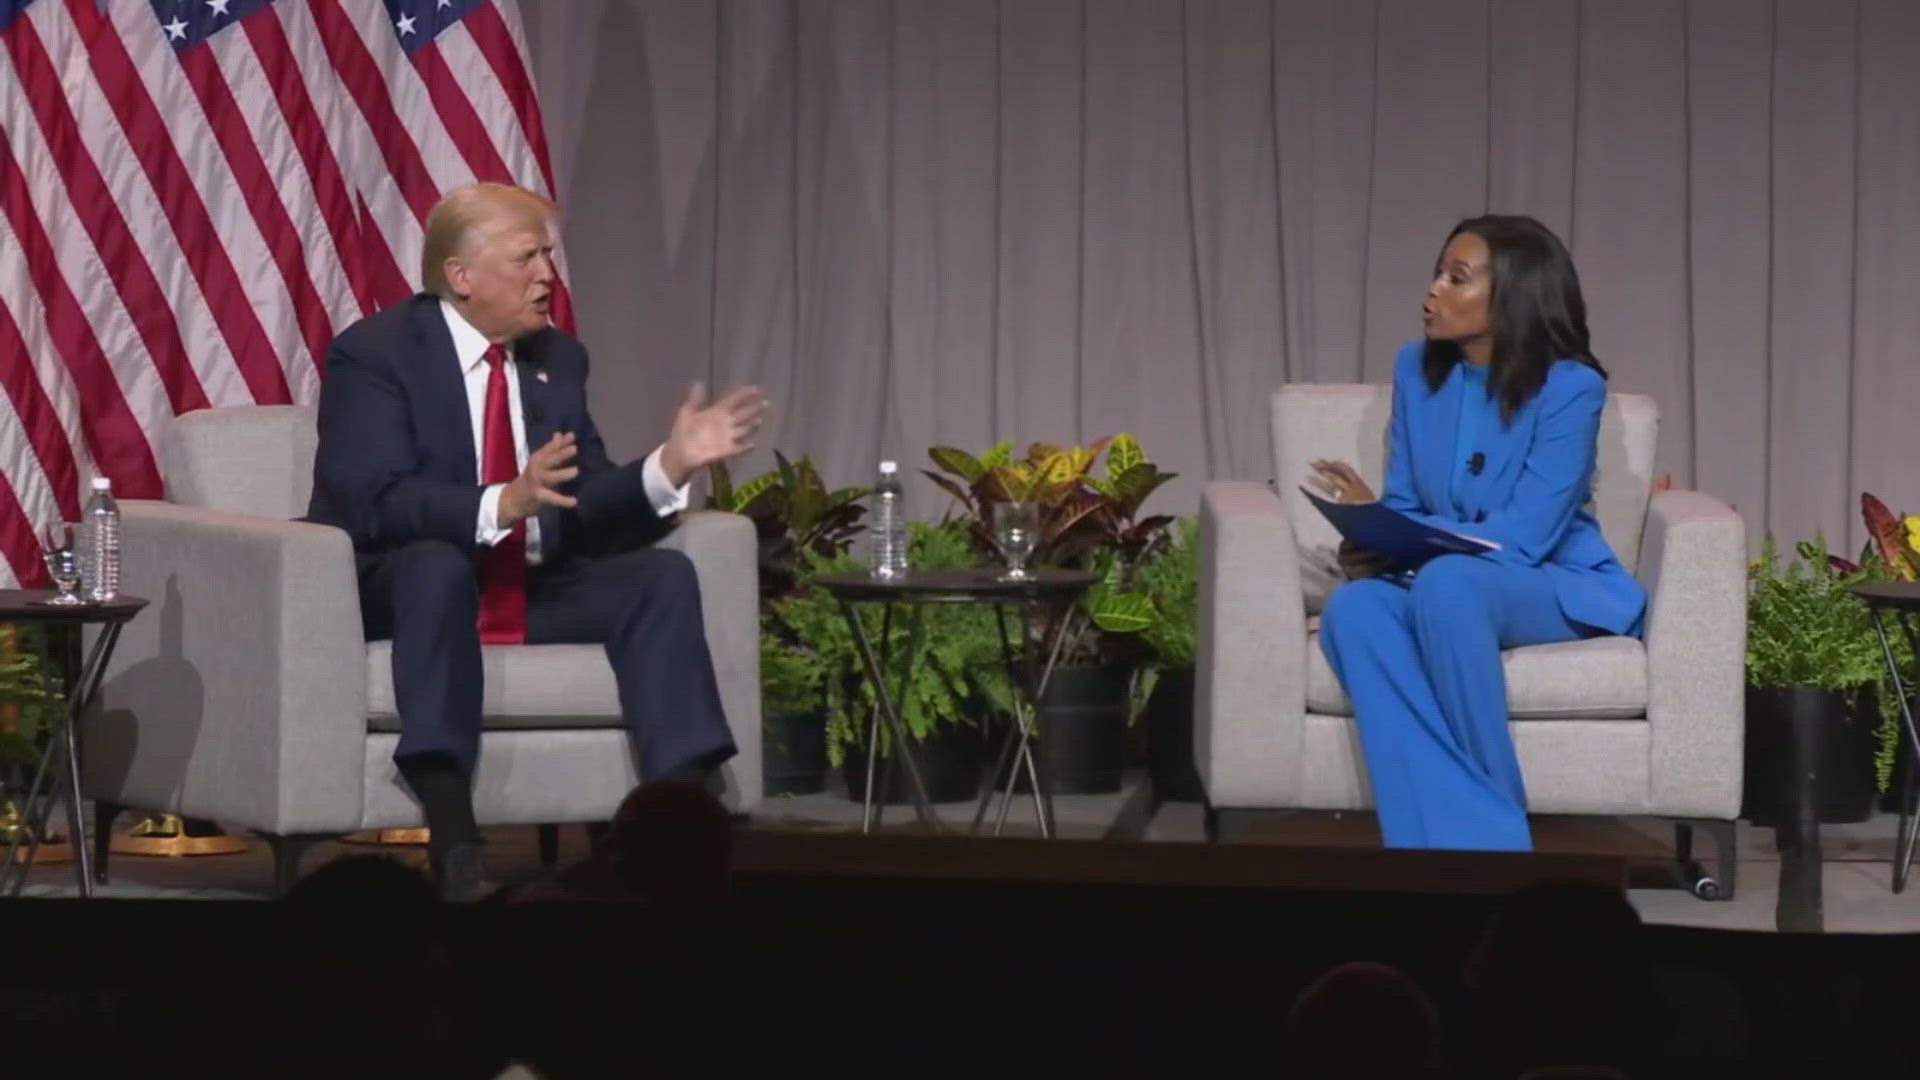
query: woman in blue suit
[{"left": 1308, "top": 215, "right": 1646, "bottom": 852}]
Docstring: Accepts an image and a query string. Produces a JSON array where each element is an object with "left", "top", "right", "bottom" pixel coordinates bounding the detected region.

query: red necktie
[{"left": 477, "top": 344, "right": 527, "bottom": 644}]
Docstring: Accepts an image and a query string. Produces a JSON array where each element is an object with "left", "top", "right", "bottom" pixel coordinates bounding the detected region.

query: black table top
[
  {"left": 1851, "top": 582, "right": 1920, "bottom": 610},
  {"left": 814, "top": 567, "right": 1098, "bottom": 602},
  {"left": 0, "top": 590, "right": 148, "bottom": 624}
]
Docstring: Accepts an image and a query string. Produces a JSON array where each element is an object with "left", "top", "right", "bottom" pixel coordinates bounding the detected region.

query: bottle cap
[
  {"left": 879, "top": 461, "right": 897, "bottom": 473},
  {"left": 91, "top": 477, "right": 111, "bottom": 491}
]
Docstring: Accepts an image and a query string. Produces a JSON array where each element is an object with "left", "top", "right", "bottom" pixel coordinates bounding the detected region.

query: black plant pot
[
  {"left": 841, "top": 721, "right": 985, "bottom": 805},
  {"left": 995, "top": 663, "right": 1131, "bottom": 796},
  {"left": 1742, "top": 685, "right": 1879, "bottom": 828},
  {"left": 763, "top": 710, "right": 828, "bottom": 796},
  {"left": 1144, "top": 667, "right": 1203, "bottom": 802}
]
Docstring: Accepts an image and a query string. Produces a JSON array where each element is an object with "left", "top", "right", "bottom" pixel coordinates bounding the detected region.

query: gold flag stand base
[
  {"left": 341, "top": 827, "right": 431, "bottom": 846},
  {"left": 1, "top": 802, "right": 72, "bottom": 865},
  {"left": 110, "top": 814, "right": 250, "bottom": 858}
]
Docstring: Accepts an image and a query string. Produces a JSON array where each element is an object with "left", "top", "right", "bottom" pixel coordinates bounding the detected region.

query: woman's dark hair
[{"left": 1423, "top": 214, "right": 1605, "bottom": 423}]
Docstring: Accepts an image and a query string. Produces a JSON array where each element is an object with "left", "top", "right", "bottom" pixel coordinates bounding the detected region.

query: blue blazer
[
  {"left": 305, "top": 293, "right": 673, "bottom": 567},
  {"left": 1379, "top": 340, "right": 1647, "bottom": 637}
]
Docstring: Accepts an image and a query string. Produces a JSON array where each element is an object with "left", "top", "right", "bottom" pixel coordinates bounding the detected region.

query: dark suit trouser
[{"left": 357, "top": 540, "right": 737, "bottom": 782}]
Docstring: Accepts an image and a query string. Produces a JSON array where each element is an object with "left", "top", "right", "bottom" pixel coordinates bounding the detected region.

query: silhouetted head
[
  {"left": 601, "top": 779, "right": 734, "bottom": 903},
  {"left": 1464, "top": 879, "right": 1665, "bottom": 1075},
  {"left": 284, "top": 853, "right": 437, "bottom": 906},
  {"left": 1285, "top": 960, "right": 1446, "bottom": 1079}
]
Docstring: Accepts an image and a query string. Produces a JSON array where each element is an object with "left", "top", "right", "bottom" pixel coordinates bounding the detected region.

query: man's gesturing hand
[
  {"left": 657, "top": 382, "right": 768, "bottom": 487},
  {"left": 499, "top": 432, "right": 579, "bottom": 527}
]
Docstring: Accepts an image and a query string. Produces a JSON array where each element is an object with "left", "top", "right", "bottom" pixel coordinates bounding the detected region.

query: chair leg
[
  {"left": 1204, "top": 806, "right": 1260, "bottom": 844},
  {"left": 537, "top": 824, "right": 559, "bottom": 868},
  {"left": 91, "top": 801, "right": 121, "bottom": 886},
  {"left": 585, "top": 821, "right": 610, "bottom": 850},
  {"left": 265, "top": 834, "right": 325, "bottom": 898},
  {"left": 1672, "top": 818, "right": 1738, "bottom": 901}
]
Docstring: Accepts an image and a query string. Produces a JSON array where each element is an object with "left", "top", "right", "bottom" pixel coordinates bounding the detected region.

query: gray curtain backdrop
[{"left": 521, "top": 0, "right": 1920, "bottom": 557}]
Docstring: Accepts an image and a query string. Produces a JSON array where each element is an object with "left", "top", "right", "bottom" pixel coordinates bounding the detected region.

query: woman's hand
[
  {"left": 1309, "top": 459, "right": 1377, "bottom": 504},
  {"left": 1337, "top": 539, "right": 1392, "bottom": 581}
]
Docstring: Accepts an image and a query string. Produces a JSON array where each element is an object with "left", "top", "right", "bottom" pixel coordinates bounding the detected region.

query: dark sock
[
  {"left": 397, "top": 754, "right": 479, "bottom": 849},
  {"left": 656, "top": 764, "right": 710, "bottom": 785},
  {"left": 656, "top": 747, "right": 730, "bottom": 787}
]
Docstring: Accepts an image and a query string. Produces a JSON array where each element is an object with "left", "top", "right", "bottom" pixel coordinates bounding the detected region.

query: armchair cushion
[
  {"left": 160, "top": 403, "right": 316, "bottom": 519},
  {"left": 365, "top": 642, "right": 623, "bottom": 731},
  {"left": 1304, "top": 630, "right": 1647, "bottom": 719}
]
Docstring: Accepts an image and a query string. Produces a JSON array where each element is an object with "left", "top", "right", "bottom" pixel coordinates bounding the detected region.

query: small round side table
[
  {"left": 0, "top": 589, "right": 147, "bottom": 898},
  {"left": 814, "top": 568, "right": 1098, "bottom": 837}
]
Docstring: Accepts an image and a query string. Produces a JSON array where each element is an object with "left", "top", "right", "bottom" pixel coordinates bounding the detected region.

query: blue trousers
[{"left": 1319, "top": 554, "right": 1592, "bottom": 852}]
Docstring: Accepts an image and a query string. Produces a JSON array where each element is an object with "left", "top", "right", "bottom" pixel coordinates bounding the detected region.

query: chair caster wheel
[{"left": 1691, "top": 877, "right": 1722, "bottom": 901}]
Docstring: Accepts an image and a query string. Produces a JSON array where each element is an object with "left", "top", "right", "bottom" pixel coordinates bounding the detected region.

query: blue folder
[{"left": 1299, "top": 487, "right": 1499, "bottom": 569}]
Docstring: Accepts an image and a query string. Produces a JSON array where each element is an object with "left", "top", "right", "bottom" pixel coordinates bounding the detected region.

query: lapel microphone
[{"left": 1468, "top": 452, "right": 1485, "bottom": 476}]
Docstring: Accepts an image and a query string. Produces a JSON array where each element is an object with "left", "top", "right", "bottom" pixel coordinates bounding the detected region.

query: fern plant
[
  {"left": 1748, "top": 533, "right": 1915, "bottom": 791},
  {"left": 770, "top": 520, "right": 1010, "bottom": 767},
  {"left": 0, "top": 625, "right": 59, "bottom": 767}
]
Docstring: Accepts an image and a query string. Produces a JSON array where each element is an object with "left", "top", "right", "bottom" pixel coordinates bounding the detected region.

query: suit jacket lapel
[
  {"left": 515, "top": 331, "right": 556, "bottom": 452},
  {"left": 410, "top": 296, "right": 479, "bottom": 484},
  {"left": 1472, "top": 395, "right": 1531, "bottom": 520},
  {"left": 1414, "top": 366, "right": 1460, "bottom": 516},
  {"left": 514, "top": 330, "right": 564, "bottom": 555}
]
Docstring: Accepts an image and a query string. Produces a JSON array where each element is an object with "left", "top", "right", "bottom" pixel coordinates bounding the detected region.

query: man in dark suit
[{"left": 307, "top": 182, "right": 766, "bottom": 899}]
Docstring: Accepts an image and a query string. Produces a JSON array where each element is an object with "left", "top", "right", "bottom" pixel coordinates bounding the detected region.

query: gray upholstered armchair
[
  {"left": 1196, "top": 384, "right": 1746, "bottom": 896},
  {"left": 86, "top": 405, "right": 762, "bottom": 893}
]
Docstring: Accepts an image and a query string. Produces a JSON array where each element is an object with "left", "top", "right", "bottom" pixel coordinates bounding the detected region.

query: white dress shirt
[{"left": 441, "top": 300, "right": 689, "bottom": 565}]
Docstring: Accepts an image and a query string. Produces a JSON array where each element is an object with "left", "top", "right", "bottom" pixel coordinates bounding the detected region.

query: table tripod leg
[
  {"left": 987, "top": 601, "right": 1076, "bottom": 838},
  {"left": 1027, "top": 604, "right": 1079, "bottom": 839},
  {"left": 987, "top": 605, "right": 1041, "bottom": 836},
  {"left": 1, "top": 712, "right": 59, "bottom": 896},
  {"left": 1871, "top": 610, "right": 1920, "bottom": 893},
  {"left": 1898, "top": 750, "right": 1919, "bottom": 894},
  {"left": 841, "top": 599, "right": 939, "bottom": 831},
  {"left": 972, "top": 656, "right": 1021, "bottom": 834},
  {"left": 57, "top": 625, "right": 115, "bottom": 897},
  {"left": 859, "top": 602, "right": 894, "bottom": 833}
]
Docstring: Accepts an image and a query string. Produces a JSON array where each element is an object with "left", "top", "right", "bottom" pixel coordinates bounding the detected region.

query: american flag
[{"left": 0, "top": 0, "right": 569, "bottom": 588}]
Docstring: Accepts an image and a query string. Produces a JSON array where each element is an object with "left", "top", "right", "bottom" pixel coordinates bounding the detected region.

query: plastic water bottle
[
  {"left": 868, "top": 461, "right": 908, "bottom": 579},
  {"left": 84, "top": 476, "right": 120, "bottom": 602}
]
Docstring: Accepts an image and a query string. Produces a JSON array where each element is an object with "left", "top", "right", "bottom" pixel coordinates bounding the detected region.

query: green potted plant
[
  {"left": 1743, "top": 533, "right": 1911, "bottom": 828},
  {"left": 0, "top": 625, "right": 61, "bottom": 851},
  {"left": 1133, "top": 516, "right": 1201, "bottom": 801},
  {"left": 707, "top": 453, "right": 869, "bottom": 796},
  {"left": 1851, "top": 491, "right": 1920, "bottom": 810},
  {"left": 924, "top": 434, "right": 1179, "bottom": 794},
  {"left": 772, "top": 519, "right": 1001, "bottom": 804}
]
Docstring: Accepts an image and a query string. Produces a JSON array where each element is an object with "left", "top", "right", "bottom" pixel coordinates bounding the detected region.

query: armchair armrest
[
  {"left": 655, "top": 510, "right": 762, "bottom": 812},
  {"left": 1197, "top": 481, "right": 1309, "bottom": 807},
  {"left": 1638, "top": 489, "right": 1747, "bottom": 819},
  {"left": 91, "top": 501, "right": 368, "bottom": 835}
]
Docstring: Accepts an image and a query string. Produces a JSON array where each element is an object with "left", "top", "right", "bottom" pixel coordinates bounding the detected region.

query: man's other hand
[
  {"left": 500, "top": 432, "right": 580, "bottom": 526},
  {"left": 657, "top": 382, "right": 768, "bottom": 487}
]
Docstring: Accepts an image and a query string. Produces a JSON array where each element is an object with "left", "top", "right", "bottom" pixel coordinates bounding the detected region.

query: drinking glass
[
  {"left": 995, "top": 501, "right": 1039, "bottom": 581},
  {"left": 39, "top": 522, "right": 82, "bottom": 605}
]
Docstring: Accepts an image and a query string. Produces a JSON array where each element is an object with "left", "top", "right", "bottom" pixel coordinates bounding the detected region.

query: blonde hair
[{"left": 420, "top": 182, "right": 558, "bottom": 297}]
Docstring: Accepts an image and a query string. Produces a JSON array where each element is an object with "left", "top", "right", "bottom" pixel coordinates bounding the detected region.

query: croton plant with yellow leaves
[
  {"left": 923, "top": 434, "right": 1179, "bottom": 666},
  {"left": 1823, "top": 494, "right": 1920, "bottom": 579}
]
